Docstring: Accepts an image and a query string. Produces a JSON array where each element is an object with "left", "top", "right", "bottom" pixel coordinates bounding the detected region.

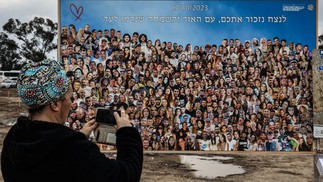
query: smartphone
[
  {"left": 66, "top": 71, "right": 74, "bottom": 77},
  {"left": 93, "top": 108, "right": 121, "bottom": 145},
  {"left": 95, "top": 109, "right": 119, "bottom": 125}
]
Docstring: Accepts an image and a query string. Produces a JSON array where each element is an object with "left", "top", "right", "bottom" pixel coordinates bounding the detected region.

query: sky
[{"left": 0, "top": 0, "right": 322, "bottom": 57}]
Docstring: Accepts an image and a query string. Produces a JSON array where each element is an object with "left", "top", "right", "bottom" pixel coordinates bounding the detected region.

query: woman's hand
[
  {"left": 80, "top": 119, "right": 97, "bottom": 138},
  {"left": 115, "top": 108, "right": 132, "bottom": 129}
]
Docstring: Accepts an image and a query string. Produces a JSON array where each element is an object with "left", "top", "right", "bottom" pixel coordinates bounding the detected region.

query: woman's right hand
[{"left": 114, "top": 108, "right": 132, "bottom": 130}]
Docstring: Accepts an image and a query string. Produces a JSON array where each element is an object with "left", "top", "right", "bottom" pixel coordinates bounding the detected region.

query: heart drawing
[{"left": 70, "top": 4, "right": 84, "bottom": 21}]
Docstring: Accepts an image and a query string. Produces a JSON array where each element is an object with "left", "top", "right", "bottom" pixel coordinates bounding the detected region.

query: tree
[
  {"left": 0, "top": 32, "right": 21, "bottom": 70},
  {"left": 2, "top": 17, "right": 58, "bottom": 63}
]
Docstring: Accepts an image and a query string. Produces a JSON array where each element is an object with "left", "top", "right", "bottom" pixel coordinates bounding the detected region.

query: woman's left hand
[{"left": 80, "top": 119, "right": 97, "bottom": 138}]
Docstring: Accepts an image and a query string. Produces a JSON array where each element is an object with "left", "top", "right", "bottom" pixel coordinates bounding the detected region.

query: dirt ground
[
  {"left": 139, "top": 152, "right": 315, "bottom": 182},
  {"left": 0, "top": 88, "right": 317, "bottom": 182},
  {"left": 0, "top": 88, "right": 28, "bottom": 122}
]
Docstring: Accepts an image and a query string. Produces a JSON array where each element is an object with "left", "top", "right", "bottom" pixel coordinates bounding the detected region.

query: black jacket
[{"left": 1, "top": 116, "right": 143, "bottom": 182}]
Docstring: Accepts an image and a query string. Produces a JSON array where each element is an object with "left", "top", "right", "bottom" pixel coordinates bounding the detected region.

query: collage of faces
[{"left": 60, "top": 23, "right": 313, "bottom": 151}]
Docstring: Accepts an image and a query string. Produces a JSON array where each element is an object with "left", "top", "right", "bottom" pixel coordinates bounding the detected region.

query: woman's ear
[{"left": 50, "top": 101, "right": 62, "bottom": 112}]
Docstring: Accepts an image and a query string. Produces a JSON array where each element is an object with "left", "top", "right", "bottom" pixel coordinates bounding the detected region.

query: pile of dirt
[{"left": 0, "top": 88, "right": 27, "bottom": 123}]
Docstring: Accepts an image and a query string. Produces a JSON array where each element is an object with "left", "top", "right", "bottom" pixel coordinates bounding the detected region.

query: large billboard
[{"left": 59, "top": 0, "right": 317, "bottom": 152}]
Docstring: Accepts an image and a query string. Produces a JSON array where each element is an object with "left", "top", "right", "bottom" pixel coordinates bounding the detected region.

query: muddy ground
[
  {"left": 139, "top": 152, "right": 314, "bottom": 182},
  {"left": 0, "top": 88, "right": 317, "bottom": 182}
]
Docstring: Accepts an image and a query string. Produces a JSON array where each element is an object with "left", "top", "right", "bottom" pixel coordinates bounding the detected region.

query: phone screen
[
  {"left": 95, "top": 109, "right": 118, "bottom": 125},
  {"left": 93, "top": 108, "right": 120, "bottom": 145}
]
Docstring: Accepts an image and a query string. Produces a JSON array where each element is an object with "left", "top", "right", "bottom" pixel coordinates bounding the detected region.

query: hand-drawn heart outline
[{"left": 70, "top": 4, "right": 84, "bottom": 21}]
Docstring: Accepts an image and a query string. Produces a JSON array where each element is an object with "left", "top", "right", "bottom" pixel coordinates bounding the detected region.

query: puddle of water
[
  {"left": 180, "top": 155, "right": 245, "bottom": 179},
  {"left": 0, "top": 118, "right": 16, "bottom": 126}
]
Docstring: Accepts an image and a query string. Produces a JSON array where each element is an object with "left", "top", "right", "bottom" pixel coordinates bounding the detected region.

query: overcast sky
[
  {"left": 0, "top": 0, "right": 58, "bottom": 28},
  {"left": 0, "top": 0, "right": 322, "bottom": 42}
]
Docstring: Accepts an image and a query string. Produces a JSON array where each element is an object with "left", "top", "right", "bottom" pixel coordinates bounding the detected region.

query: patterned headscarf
[{"left": 17, "top": 60, "right": 70, "bottom": 109}]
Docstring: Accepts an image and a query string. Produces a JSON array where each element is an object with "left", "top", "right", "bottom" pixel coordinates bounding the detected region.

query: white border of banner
[{"left": 314, "top": 124, "right": 323, "bottom": 138}]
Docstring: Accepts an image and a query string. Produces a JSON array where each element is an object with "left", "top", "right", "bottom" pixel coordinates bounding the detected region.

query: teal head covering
[{"left": 17, "top": 60, "right": 70, "bottom": 109}]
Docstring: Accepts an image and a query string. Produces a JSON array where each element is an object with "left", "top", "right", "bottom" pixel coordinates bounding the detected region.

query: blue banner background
[{"left": 60, "top": 0, "right": 317, "bottom": 50}]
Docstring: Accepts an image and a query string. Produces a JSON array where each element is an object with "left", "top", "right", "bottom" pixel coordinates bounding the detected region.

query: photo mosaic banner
[{"left": 59, "top": 0, "right": 317, "bottom": 152}]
